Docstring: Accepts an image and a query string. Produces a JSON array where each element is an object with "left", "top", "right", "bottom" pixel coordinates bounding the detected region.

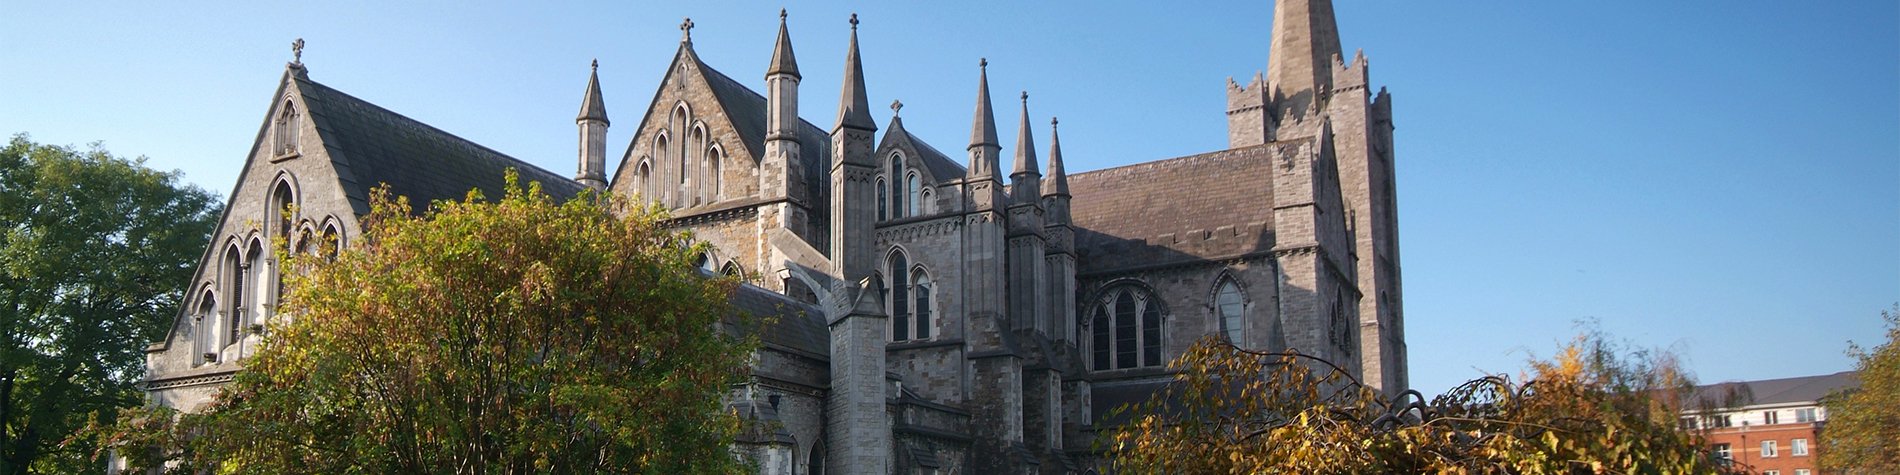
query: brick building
[
  {"left": 139, "top": 0, "right": 1406, "bottom": 472},
  {"left": 1684, "top": 372, "right": 1859, "bottom": 475}
]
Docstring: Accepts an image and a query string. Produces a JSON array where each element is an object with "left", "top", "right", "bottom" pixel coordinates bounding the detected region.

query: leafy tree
[
  {"left": 0, "top": 134, "right": 219, "bottom": 474},
  {"left": 97, "top": 174, "right": 755, "bottom": 473},
  {"left": 1821, "top": 303, "right": 1900, "bottom": 473},
  {"left": 1106, "top": 331, "right": 1739, "bottom": 474}
]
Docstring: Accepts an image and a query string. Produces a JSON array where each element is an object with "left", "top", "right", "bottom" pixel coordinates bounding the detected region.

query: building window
[
  {"left": 877, "top": 178, "right": 889, "bottom": 221},
  {"left": 222, "top": 244, "right": 245, "bottom": 349},
  {"left": 693, "top": 252, "right": 715, "bottom": 273},
  {"left": 906, "top": 173, "right": 921, "bottom": 216},
  {"left": 1215, "top": 278, "right": 1244, "bottom": 343},
  {"left": 1794, "top": 407, "right": 1817, "bottom": 423},
  {"left": 706, "top": 146, "right": 722, "bottom": 199},
  {"left": 1764, "top": 410, "right": 1779, "bottom": 425},
  {"left": 1795, "top": 469, "right": 1809, "bottom": 475},
  {"left": 1328, "top": 291, "right": 1352, "bottom": 356},
  {"left": 720, "top": 261, "right": 742, "bottom": 278},
  {"left": 1089, "top": 285, "right": 1165, "bottom": 370},
  {"left": 920, "top": 188, "right": 932, "bottom": 214},
  {"left": 1709, "top": 414, "right": 1732, "bottom": 428},
  {"left": 274, "top": 99, "right": 300, "bottom": 156},
  {"left": 1679, "top": 416, "right": 1699, "bottom": 430},
  {"left": 912, "top": 269, "right": 932, "bottom": 340},
  {"left": 1712, "top": 443, "right": 1731, "bottom": 461},
  {"left": 889, "top": 251, "right": 910, "bottom": 341},
  {"left": 195, "top": 289, "right": 217, "bottom": 364},
  {"left": 320, "top": 223, "right": 341, "bottom": 261},
  {"left": 1764, "top": 471, "right": 1779, "bottom": 475},
  {"left": 888, "top": 154, "right": 904, "bottom": 218},
  {"left": 1792, "top": 438, "right": 1808, "bottom": 456},
  {"left": 1762, "top": 440, "right": 1777, "bottom": 458}
]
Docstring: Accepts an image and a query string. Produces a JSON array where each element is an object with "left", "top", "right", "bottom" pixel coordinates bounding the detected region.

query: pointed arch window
[
  {"left": 635, "top": 159, "right": 652, "bottom": 200},
  {"left": 912, "top": 269, "right": 933, "bottom": 340},
  {"left": 720, "top": 261, "right": 742, "bottom": 278},
  {"left": 246, "top": 239, "right": 268, "bottom": 332},
  {"left": 1088, "top": 285, "right": 1165, "bottom": 370},
  {"left": 888, "top": 251, "right": 910, "bottom": 341},
  {"left": 920, "top": 188, "right": 932, "bottom": 215},
  {"left": 195, "top": 289, "right": 217, "bottom": 364},
  {"left": 888, "top": 153, "right": 904, "bottom": 219},
  {"left": 1216, "top": 278, "right": 1244, "bottom": 343},
  {"left": 1329, "top": 291, "right": 1353, "bottom": 356},
  {"left": 320, "top": 223, "right": 341, "bottom": 262},
  {"left": 693, "top": 252, "right": 715, "bottom": 273},
  {"left": 221, "top": 244, "right": 244, "bottom": 350},
  {"left": 876, "top": 178, "right": 889, "bottom": 221},
  {"left": 706, "top": 145, "right": 722, "bottom": 200},
  {"left": 906, "top": 173, "right": 921, "bottom": 216},
  {"left": 273, "top": 99, "right": 300, "bottom": 156},
  {"left": 270, "top": 179, "right": 296, "bottom": 240}
]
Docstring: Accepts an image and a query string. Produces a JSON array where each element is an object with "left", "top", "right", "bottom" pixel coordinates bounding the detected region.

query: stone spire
[
  {"left": 767, "top": 9, "right": 800, "bottom": 80},
  {"left": 1043, "top": 117, "right": 1068, "bottom": 197},
  {"left": 575, "top": 60, "right": 610, "bottom": 190},
  {"left": 1266, "top": 0, "right": 1342, "bottom": 108},
  {"left": 1009, "top": 91, "right": 1040, "bottom": 203},
  {"left": 968, "top": 58, "right": 1000, "bottom": 178},
  {"left": 577, "top": 59, "right": 609, "bottom": 125},
  {"left": 834, "top": 14, "right": 875, "bottom": 132}
]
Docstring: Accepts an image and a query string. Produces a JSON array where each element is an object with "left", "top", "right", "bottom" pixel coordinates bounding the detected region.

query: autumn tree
[
  {"left": 0, "top": 135, "right": 220, "bottom": 474},
  {"left": 1821, "top": 303, "right": 1900, "bottom": 473},
  {"left": 1106, "top": 331, "right": 1740, "bottom": 474},
  {"left": 98, "top": 174, "right": 755, "bottom": 473}
]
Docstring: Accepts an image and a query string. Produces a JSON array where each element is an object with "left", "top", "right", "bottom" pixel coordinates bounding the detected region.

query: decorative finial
[
  {"left": 780, "top": 8, "right": 787, "bottom": 20},
  {"left": 1052, "top": 116, "right": 1059, "bottom": 128},
  {"left": 680, "top": 17, "right": 694, "bottom": 42},
  {"left": 291, "top": 38, "right": 305, "bottom": 64},
  {"left": 1021, "top": 91, "right": 1028, "bottom": 103},
  {"left": 980, "top": 57, "right": 988, "bottom": 69},
  {"left": 849, "top": 13, "right": 859, "bottom": 29},
  {"left": 590, "top": 59, "right": 598, "bottom": 71},
  {"left": 891, "top": 99, "right": 903, "bottom": 116}
]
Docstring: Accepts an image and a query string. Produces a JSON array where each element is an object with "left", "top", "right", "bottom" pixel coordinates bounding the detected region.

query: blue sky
[{"left": 3, "top": 1, "right": 1895, "bottom": 394}]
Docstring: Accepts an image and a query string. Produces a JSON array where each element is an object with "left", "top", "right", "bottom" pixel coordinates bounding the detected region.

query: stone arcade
[{"left": 140, "top": 0, "right": 1406, "bottom": 472}]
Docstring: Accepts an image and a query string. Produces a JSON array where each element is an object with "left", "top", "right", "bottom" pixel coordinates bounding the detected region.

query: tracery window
[
  {"left": 1329, "top": 291, "right": 1353, "bottom": 356},
  {"left": 221, "top": 244, "right": 244, "bottom": 350},
  {"left": 1089, "top": 285, "right": 1164, "bottom": 370},
  {"left": 912, "top": 269, "right": 932, "bottom": 340},
  {"left": 720, "top": 261, "right": 742, "bottom": 278},
  {"left": 1216, "top": 278, "right": 1244, "bottom": 343},
  {"left": 889, "top": 251, "right": 910, "bottom": 341},
  {"left": 876, "top": 178, "right": 889, "bottom": 221},
  {"left": 706, "top": 145, "right": 722, "bottom": 200},
  {"left": 888, "top": 153, "right": 904, "bottom": 219},
  {"left": 273, "top": 99, "right": 300, "bottom": 156}
]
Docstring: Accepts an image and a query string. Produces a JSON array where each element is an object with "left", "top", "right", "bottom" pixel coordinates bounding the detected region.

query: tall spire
[
  {"left": 577, "top": 59, "right": 609, "bottom": 125},
  {"left": 1266, "top": 0, "right": 1342, "bottom": 106},
  {"left": 1011, "top": 91, "right": 1038, "bottom": 177},
  {"left": 767, "top": 9, "right": 800, "bottom": 80},
  {"left": 969, "top": 58, "right": 1000, "bottom": 177},
  {"left": 835, "top": 13, "right": 875, "bottom": 131},
  {"left": 1044, "top": 117, "right": 1067, "bottom": 197}
]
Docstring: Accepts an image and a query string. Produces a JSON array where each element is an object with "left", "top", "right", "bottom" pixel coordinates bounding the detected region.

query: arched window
[
  {"left": 1216, "top": 278, "right": 1244, "bottom": 343},
  {"left": 688, "top": 125, "right": 706, "bottom": 195},
  {"left": 270, "top": 179, "right": 296, "bottom": 240},
  {"left": 888, "top": 250, "right": 910, "bottom": 341},
  {"left": 888, "top": 154, "right": 904, "bottom": 219},
  {"left": 221, "top": 244, "right": 244, "bottom": 350},
  {"left": 247, "top": 238, "right": 268, "bottom": 330},
  {"left": 876, "top": 178, "right": 889, "bottom": 221},
  {"left": 783, "top": 277, "right": 818, "bottom": 306},
  {"left": 720, "top": 260, "right": 742, "bottom": 278},
  {"left": 1089, "top": 285, "right": 1165, "bottom": 370},
  {"left": 635, "top": 159, "right": 651, "bottom": 200},
  {"left": 808, "top": 441, "right": 826, "bottom": 475},
  {"left": 706, "top": 145, "right": 722, "bottom": 200},
  {"left": 274, "top": 99, "right": 300, "bottom": 156},
  {"left": 195, "top": 289, "right": 216, "bottom": 364},
  {"left": 906, "top": 173, "right": 921, "bottom": 216},
  {"left": 920, "top": 188, "right": 932, "bottom": 215},
  {"left": 912, "top": 269, "right": 932, "bottom": 339},
  {"left": 655, "top": 135, "right": 672, "bottom": 191},
  {"left": 693, "top": 252, "right": 715, "bottom": 273},
  {"left": 320, "top": 223, "right": 341, "bottom": 262}
]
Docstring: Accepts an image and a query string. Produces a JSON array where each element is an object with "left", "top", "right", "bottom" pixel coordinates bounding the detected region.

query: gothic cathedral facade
[{"left": 141, "top": 0, "right": 1405, "bottom": 473}]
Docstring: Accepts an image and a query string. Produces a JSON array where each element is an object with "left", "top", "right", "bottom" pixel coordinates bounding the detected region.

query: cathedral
[{"left": 140, "top": 0, "right": 1406, "bottom": 473}]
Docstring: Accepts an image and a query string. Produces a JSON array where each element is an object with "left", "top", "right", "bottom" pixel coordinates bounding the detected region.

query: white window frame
[{"left": 1761, "top": 439, "right": 1777, "bottom": 458}]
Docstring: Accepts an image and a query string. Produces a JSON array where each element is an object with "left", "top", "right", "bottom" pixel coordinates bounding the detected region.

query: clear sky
[{"left": 3, "top": 1, "right": 1895, "bottom": 394}]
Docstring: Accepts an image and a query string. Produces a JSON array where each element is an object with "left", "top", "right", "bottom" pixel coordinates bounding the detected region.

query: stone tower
[
  {"left": 761, "top": 9, "right": 812, "bottom": 241},
  {"left": 576, "top": 60, "right": 610, "bottom": 190},
  {"left": 824, "top": 14, "right": 890, "bottom": 475}
]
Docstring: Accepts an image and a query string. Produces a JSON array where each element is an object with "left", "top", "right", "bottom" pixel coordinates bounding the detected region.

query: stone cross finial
[
  {"left": 591, "top": 59, "right": 598, "bottom": 71},
  {"left": 1021, "top": 91, "right": 1028, "bottom": 103},
  {"left": 891, "top": 99, "right": 903, "bottom": 116},
  {"left": 1052, "top": 116, "right": 1059, "bottom": 128},
  {"left": 291, "top": 38, "right": 305, "bottom": 64},
  {"left": 980, "top": 58, "right": 988, "bottom": 69},
  {"left": 680, "top": 17, "right": 694, "bottom": 42},
  {"left": 780, "top": 8, "right": 787, "bottom": 20},
  {"left": 849, "top": 13, "right": 858, "bottom": 30}
]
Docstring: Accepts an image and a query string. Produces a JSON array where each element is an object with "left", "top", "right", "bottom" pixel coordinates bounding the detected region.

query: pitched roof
[
  {"left": 727, "top": 283, "right": 828, "bottom": 359},
  {"left": 1690, "top": 371, "right": 1859, "bottom": 408},
  {"left": 689, "top": 49, "right": 833, "bottom": 197},
  {"left": 295, "top": 75, "right": 582, "bottom": 215},
  {"left": 881, "top": 116, "right": 968, "bottom": 182},
  {"left": 1066, "top": 146, "right": 1277, "bottom": 275}
]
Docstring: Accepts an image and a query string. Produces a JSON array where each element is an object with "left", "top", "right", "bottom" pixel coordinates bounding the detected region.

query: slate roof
[
  {"left": 1066, "top": 145, "right": 1277, "bottom": 275},
  {"left": 727, "top": 282, "right": 829, "bottom": 359},
  {"left": 295, "top": 74, "right": 583, "bottom": 215},
  {"left": 690, "top": 51, "right": 833, "bottom": 239},
  {"left": 1690, "top": 371, "right": 1859, "bottom": 408}
]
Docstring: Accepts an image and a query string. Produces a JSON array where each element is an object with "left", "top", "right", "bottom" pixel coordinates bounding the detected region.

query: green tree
[
  {"left": 1106, "top": 331, "right": 1739, "bottom": 474},
  {"left": 1821, "top": 304, "right": 1900, "bottom": 473},
  {"left": 99, "top": 174, "right": 754, "bottom": 473},
  {"left": 0, "top": 134, "right": 219, "bottom": 473}
]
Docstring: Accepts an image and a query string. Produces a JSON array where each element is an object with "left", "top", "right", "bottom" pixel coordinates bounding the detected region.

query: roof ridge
[{"left": 298, "top": 77, "right": 576, "bottom": 184}]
